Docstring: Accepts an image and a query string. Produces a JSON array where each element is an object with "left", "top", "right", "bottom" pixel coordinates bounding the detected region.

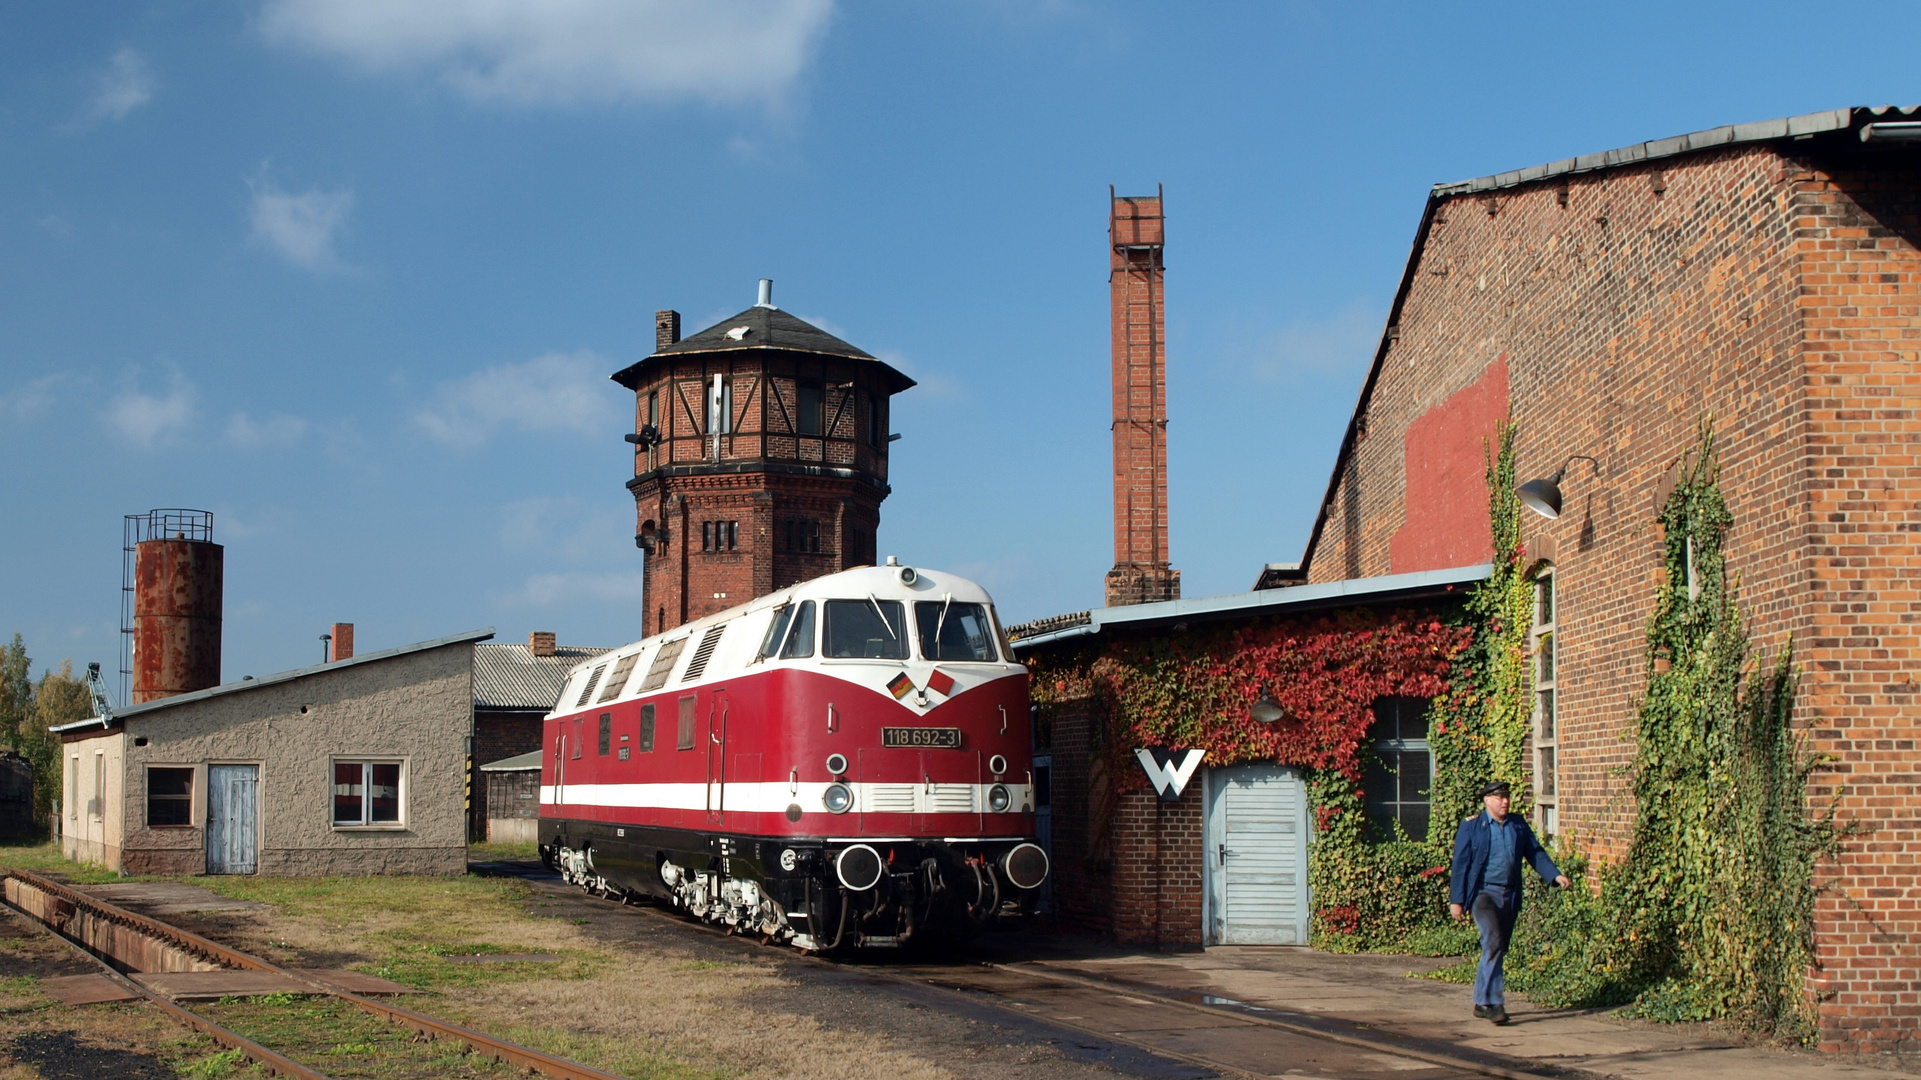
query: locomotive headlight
[
  {"left": 779, "top": 848, "right": 799, "bottom": 872},
  {"left": 825, "top": 753, "right": 848, "bottom": 776},
  {"left": 987, "top": 784, "right": 1012, "bottom": 813},
  {"left": 823, "top": 782, "right": 854, "bottom": 814}
]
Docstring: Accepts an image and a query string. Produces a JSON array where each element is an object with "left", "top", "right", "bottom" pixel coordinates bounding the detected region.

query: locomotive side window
[
  {"left": 640, "top": 704, "right": 655, "bottom": 752},
  {"left": 639, "top": 638, "right": 688, "bottom": 692},
  {"left": 780, "top": 600, "right": 816, "bottom": 658},
  {"left": 598, "top": 714, "right": 611, "bottom": 756},
  {"left": 915, "top": 601, "right": 997, "bottom": 661},
  {"left": 760, "top": 606, "right": 793, "bottom": 657},
  {"left": 823, "top": 599, "right": 907, "bottom": 659},
  {"left": 677, "top": 696, "right": 697, "bottom": 750}
]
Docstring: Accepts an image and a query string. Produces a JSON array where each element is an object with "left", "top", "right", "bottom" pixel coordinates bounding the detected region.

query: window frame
[
  {"left": 639, "top": 703, "right": 656, "bottom": 752},
  {"left": 145, "top": 765, "right": 196, "bottom": 828},
  {"left": 1532, "top": 565, "right": 1559, "bottom": 838},
  {"left": 331, "top": 758, "right": 406, "bottom": 830},
  {"left": 677, "top": 696, "right": 697, "bottom": 750},
  {"left": 798, "top": 381, "right": 824, "bottom": 435},
  {"left": 1363, "top": 696, "right": 1433, "bottom": 842}
]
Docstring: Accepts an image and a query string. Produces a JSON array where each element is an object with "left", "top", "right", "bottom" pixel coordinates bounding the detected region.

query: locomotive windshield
[
  {"left": 823, "top": 598, "right": 907, "bottom": 659},
  {"left": 915, "top": 600, "right": 999, "bottom": 661},
  {"left": 758, "top": 600, "right": 817, "bottom": 659}
]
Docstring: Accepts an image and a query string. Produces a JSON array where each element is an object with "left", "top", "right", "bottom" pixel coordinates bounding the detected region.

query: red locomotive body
[{"left": 539, "top": 562, "right": 1048, "bottom": 950}]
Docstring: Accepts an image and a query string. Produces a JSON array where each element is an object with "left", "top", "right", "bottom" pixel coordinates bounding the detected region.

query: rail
[{"left": 2, "top": 866, "right": 628, "bottom": 1080}]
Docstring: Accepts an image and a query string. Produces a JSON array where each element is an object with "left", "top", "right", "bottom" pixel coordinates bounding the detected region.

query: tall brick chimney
[
  {"left": 329, "top": 622, "right": 354, "bottom": 662},
  {"left": 655, "top": 310, "right": 680, "bottom": 351},
  {"left": 1105, "top": 186, "right": 1180, "bottom": 607}
]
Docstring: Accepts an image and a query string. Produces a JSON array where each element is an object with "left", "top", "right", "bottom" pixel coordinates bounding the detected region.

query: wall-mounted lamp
[
  {"left": 1516, "top": 455, "right": 1600, "bottom": 520},
  {"left": 1250, "top": 687, "right": 1285, "bottom": 724}
]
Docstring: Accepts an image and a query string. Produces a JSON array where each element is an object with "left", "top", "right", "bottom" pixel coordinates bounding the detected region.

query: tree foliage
[{"left": 0, "top": 635, "right": 95, "bottom": 832}]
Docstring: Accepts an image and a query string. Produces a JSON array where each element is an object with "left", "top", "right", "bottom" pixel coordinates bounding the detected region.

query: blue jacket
[{"left": 1449, "top": 811, "right": 1561, "bottom": 910}]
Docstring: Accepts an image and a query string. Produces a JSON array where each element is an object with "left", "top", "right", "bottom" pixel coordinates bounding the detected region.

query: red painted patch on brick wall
[{"left": 1389, "top": 357, "right": 1509, "bottom": 574}]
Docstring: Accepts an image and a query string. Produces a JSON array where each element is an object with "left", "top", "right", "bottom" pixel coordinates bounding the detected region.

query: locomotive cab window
[
  {"left": 823, "top": 599, "right": 907, "bottom": 659},
  {"left": 779, "top": 600, "right": 816, "bottom": 658},
  {"left": 914, "top": 600, "right": 998, "bottom": 661}
]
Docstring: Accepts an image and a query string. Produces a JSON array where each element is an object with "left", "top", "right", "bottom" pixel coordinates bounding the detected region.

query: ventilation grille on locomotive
[
  {"left": 681, "top": 624, "right": 728, "bottom": 682},
  {"left": 866, "top": 784, "right": 917, "bottom": 813},
  {"left": 929, "top": 785, "right": 977, "bottom": 814},
  {"left": 574, "top": 665, "right": 607, "bottom": 707}
]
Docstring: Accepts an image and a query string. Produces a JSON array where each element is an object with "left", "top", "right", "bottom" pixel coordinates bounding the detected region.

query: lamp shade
[
  {"left": 1250, "top": 694, "right": 1285, "bottom": 724},
  {"left": 1516, "top": 477, "right": 1563, "bottom": 520}
]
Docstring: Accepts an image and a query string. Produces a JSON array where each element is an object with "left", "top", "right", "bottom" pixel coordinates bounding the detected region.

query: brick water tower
[
  {"left": 612, "top": 281, "right": 915, "bottom": 635},
  {"left": 122, "top": 509, "right": 223, "bottom": 705}
]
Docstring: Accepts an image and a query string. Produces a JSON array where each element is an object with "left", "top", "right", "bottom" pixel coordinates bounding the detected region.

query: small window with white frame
[
  {"left": 1532, "top": 565, "right": 1558, "bottom": 838},
  {"left": 333, "top": 760, "right": 404, "bottom": 827}
]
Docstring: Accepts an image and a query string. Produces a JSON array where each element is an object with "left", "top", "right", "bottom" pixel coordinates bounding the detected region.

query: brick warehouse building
[
  {"left": 611, "top": 282, "right": 915, "bottom": 635},
  {"left": 1296, "top": 105, "right": 1921, "bottom": 1052}
]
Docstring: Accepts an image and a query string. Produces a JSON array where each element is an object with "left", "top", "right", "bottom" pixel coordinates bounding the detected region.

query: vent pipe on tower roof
[{"left": 755, "top": 279, "right": 776, "bottom": 309}]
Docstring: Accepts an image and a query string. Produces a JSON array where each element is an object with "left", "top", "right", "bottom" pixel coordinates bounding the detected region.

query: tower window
[
  {"left": 798, "top": 382, "right": 823, "bottom": 435},
  {"left": 781, "top": 517, "right": 822, "bottom": 554},
  {"left": 867, "top": 394, "right": 884, "bottom": 449},
  {"left": 707, "top": 375, "right": 732, "bottom": 436},
  {"left": 702, "top": 521, "right": 738, "bottom": 552}
]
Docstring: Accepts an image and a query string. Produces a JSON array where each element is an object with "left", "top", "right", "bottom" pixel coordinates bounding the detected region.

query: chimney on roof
[
  {"left": 329, "top": 623, "right": 354, "bottom": 662},
  {"left": 529, "top": 631, "right": 556, "bottom": 657},
  {"left": 655, "top": 310, "right": 680, "bottom": 351},
  {"left": 755, "top": 279, "right": 775, "bottom": 309}
]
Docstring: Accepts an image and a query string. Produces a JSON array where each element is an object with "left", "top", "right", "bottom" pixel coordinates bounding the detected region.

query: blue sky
[{"left": 4, "top": 1, "right": 1916, "bottom": 698}]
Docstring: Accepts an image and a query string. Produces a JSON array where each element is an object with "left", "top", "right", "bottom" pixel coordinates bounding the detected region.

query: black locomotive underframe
[{"left": 539, "top": 818, "right": 1037, "bottom": 948}]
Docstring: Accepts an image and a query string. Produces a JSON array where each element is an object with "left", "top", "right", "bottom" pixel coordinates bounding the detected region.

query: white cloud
[
  {"left": 2, "top": 375, "right": 63, "bottom": 421},
  {"left": 415, "top": 350, "right": 624, "bottom": 449},
  {"left": 226, "top": 410, "right": 311, "bottom": 449},
  {"left": 1247, "top": 301, "right": 1384, "bottom": 380},
  {"left": 258, "top": 0, "right": 835, "bottom": 108},
  {"left": 104, "top": 368, "right": 198, "bottom": 446},
  {"left": 247, "top": 172, "right": 354, "bottom": 271},
  {"left": 91, "top": 47, "right": 155, "bottom": 120},
  {"left": 494, "top": 569, "right": 648, "bottom": 609}
]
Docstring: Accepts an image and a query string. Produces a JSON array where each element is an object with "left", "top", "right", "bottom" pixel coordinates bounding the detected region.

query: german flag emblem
[
  {"left": 926, "top": 669, "right": 956, "bottom": 697},
  {"left": 887, "top": 672, "right": 915, "bottom": 700}
]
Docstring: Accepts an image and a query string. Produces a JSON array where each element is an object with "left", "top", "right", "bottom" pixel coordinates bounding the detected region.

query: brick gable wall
[{"left": 1307, "top": 138, "right": 1921, "bottom": 1051}]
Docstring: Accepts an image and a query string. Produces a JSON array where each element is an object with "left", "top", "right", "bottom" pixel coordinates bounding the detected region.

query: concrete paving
[
  {"left": 82, "top": 881, "right": 269, "bottom": 916},
  {"left": 980, "top": 940, "right": 1920, "bottom": 1080}
]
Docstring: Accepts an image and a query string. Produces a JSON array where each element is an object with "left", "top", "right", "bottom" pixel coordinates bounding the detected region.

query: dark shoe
[
  {"left": 1489, "top": 1005, "right": 1510, "bottom": 1025},
  {"left": 1473, "top": 1005, "right": 1490, "bottom": 1019}
]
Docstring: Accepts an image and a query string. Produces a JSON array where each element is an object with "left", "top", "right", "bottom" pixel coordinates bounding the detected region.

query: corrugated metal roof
[
  {"left": 53, "top": 628, "right": 496, "bottom": 733},
  {"left": 473, "top": 643, "right": 614, "bottom": 711},
  {"left": 1009, "top": 565, "right": 1488, "bottom": 652},
  {"left": 1432, "top": 105, "right": 1919, "bottom": 197},
  {"left": 480, "top": 749, "right": 541, "bottom": 771}
]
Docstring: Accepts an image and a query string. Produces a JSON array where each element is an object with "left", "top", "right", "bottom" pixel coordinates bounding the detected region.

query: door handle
[{"left": 1219, "top": 844, "right": 1232, "bottom": 864}]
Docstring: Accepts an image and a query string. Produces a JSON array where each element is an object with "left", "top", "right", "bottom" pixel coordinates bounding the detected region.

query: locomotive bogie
[{"left": 537, "top": 564, "right": 1049, "bottom": 950}]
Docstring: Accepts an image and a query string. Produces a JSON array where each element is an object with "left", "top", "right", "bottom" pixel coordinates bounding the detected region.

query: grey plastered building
[{"left": 56, "top": 629, "right": 492, "bottom": 877}]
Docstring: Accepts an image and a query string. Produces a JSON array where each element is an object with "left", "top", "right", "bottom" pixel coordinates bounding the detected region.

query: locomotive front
[{"left": 539, "top": 561, "right": 1048, "bottom": 952}]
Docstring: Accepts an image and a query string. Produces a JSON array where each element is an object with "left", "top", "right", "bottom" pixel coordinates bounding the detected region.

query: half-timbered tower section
[{"left": 612, "top": 286, "right": 915, "bottom": 636}]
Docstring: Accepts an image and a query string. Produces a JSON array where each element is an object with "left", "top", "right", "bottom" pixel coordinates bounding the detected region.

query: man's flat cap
[{"left": 1480, "top": 780, "right": 1511, "bottom": 797}]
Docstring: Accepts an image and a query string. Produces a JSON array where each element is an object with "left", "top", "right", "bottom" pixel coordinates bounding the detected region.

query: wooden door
[
  {"left": 206, "top": 764, "right": 259, "bottom": 875},
  {"left": 1205, "top": 764, "right": 1308, "bottom": 944}
]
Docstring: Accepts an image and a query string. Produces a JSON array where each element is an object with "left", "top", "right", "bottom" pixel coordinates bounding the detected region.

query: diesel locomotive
[{"left": 537, "top": 561, "right": 1049, "bottom": 950}]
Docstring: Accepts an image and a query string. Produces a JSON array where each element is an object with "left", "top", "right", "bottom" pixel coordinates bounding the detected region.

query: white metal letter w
[{"left": 1135, "top": 747, "right": 1206, "bottom": 801}]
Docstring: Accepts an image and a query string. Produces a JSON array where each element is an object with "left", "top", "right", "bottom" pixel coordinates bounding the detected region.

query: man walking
[{"left": 1449, "top": 780, "right": 1569, "bottom": 1024}]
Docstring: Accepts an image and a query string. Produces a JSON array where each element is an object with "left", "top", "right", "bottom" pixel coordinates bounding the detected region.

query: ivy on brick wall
[
  {"left": 1028, "top": 610, "right": 1469, "bottom": 892},
  {"left": 1311, "top": 418, "right": 1535, "bottom": 952}
]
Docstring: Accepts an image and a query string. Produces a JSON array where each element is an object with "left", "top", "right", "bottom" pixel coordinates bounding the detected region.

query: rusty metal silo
[{"left": 123, "top": 510, "right": 223, "bottom": 705}]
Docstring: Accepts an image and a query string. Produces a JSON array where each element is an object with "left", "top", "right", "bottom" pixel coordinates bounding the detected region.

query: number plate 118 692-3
[{"left": 881, "top": 727, "right": 962, "bottom": 748}]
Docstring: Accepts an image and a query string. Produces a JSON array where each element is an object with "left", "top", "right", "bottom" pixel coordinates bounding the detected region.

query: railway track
[
  {"left": 512, "top": 870, "right": 1563, "bottom": 1080},
  {"left": 1, "top": 866, "right": 625, "bottom": 1080}
]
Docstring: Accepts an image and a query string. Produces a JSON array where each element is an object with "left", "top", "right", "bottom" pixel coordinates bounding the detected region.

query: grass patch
[
  {"left": 0, "top": 840, "right": 134, "bottom": 883},
  {"left": 198, "top": 993, "right": 538, "bottom": 1079},
  {"left": 467, "top": 840, "right": 539, "bottom": 862}
]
